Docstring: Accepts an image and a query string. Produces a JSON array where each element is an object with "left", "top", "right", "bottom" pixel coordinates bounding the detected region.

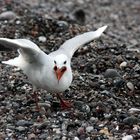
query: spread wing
[
  {"left": 0, "top": 38, "right": 44, "bottom": 62},
  {"left": 50, "top": 25, "right": 107, "bottom": 59}
]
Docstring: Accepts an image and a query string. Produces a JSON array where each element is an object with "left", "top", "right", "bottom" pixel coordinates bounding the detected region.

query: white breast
[{"left": 24, "top": 63, "right": 73, "bottom": 93}]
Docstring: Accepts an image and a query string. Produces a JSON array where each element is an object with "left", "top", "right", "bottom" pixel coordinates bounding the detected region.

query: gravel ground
[{"left": 0, "top": 0, "right": 140, "bottom": 139}]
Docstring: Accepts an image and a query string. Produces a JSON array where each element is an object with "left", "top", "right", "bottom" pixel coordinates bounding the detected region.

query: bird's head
[{"left": 53, "top": 54, "right": 69, "bottom": 82}]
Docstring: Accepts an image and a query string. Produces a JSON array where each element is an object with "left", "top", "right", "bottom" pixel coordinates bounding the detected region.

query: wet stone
[
  {"left": 104, "top": 68, "right": 121, "bottom": 78},
  {"left": 38, "top": 133, "right": 48, "bottom": 139},
  {"left": 123, "top": 116, "right": 139, "bottom": 125},
  {"left": 16, "top": 126, "right": 26, "bottom": 132},
  {"left": 0, "top": 11, "right": 17, "bottom": 20},
  {"left": 16, "top": 120, "right": 33, "bottom": 126}
]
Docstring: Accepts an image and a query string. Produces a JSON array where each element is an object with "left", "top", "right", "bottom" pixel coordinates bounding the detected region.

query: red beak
[{"left": 54, "top": 66, "right": 67, "bottom": 81}]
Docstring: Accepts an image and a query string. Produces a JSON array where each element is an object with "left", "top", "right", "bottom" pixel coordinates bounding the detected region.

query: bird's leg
[
  {"left": 33, "top": 91, "right": 40, "bottom": 111},
  {"left": 57, "top": 93, "right": 72, "bottom": 109}
]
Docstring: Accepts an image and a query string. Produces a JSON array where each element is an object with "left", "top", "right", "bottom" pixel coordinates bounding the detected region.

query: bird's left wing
[{"left": 51, "top": 25, "right": 107, "bottom": 59}]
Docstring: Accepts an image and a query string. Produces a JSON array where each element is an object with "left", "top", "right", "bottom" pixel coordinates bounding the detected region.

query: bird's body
[
  {"left": 0, "top": 25, "right": 107, "bottom": 109},
  {"left": 23, "top": 53, "right": 72, "bottom": 93}
]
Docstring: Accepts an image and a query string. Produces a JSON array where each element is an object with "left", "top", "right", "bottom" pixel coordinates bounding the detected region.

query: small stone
[
  {"left": 35, "top": 121, "right": 49, "bottom": 129},
  {"left": 99, "top": 127, "right": 111, "bottom": 136},
  {"left": 74, "top": 101, "right": 84, "bottom": 109},
  {"left": 62, "top": 136, "right": 67, "bottom": 140},
  {"left": 28, "top": 133, "right": 36, "bottom": 140},
  {"left": 16, "top": 120, "right": 33, "bottom": 126},
  {"left": 123, "top": 116, "right": 139, "bottom": 125},
  {"left": 53, "top": 128, "right": 61, "bottom": 134},
  {"left": 85, "top": 137, "right": 91, "bottom": 140},
  {"left": 38, "top": 102, "right": 51, "bottom": 108},
  {"left": 133, "top": 125, "right": 139, "bottom": 131},
  {"left": 0, "top": 84, "right": 4, "bottom": 90},
  {"left": 120, "top": 61, "right": 127, "bottom": 69},
  {"left": 86, "top": 126, "right": 94, "bottom": 133},
  {"left": 126, "top": 82, "right": 134, "bottom": 91},
  {"left": 0, "top": 11, "right": 17, "bottom": 20},
  {"left": 90, "top": 117, "right": 98, "bottom": 122},
  {"left": 74, "top": 137, "right": 80, "bottom": 140},
  {"left": 114, "top": 78, "right": 125, "bottom": 88},
  {"left": 53, "top": 135, "right": 61, "bottom": 139},
  {"left": 38, "top": 36, "right": 47, "bottom": 42},
  {"left": 38, "top": 133, "right": 48, "bottom": 139},
  {"left": 6, "top": 115, "right": 14, "bottom": 123},
  {"left": 0, "top": 132, "right": 6, "bottom": 139},
  {"left": 122, "top": 135, "right": 133, "bottom": 140},
  {"left": 16, "top": 20, "right": 21, "bottom": 25},
  {"left": 16, "top": 126, "right": 26, "bottom": 132},
  {"left": 104, "top": 69, "right": 121, "bottom": 78},
  {"left": 82, "top": 104, "right": 90, "bottom": 113},
  {"left": 6, "top": 124, "right": 15, "bottom": 130},
  {"left": 56, "top": 20, "right": 69, "bottom": 30},
  {"left": 77, "top": 127, "right": 85, "bottom": 135},
  {"left": 45, "top": 94, "right": 53, "bottom": 101},
  {"left": 129, "top": 108, "right": 140, "bottom": 114}
]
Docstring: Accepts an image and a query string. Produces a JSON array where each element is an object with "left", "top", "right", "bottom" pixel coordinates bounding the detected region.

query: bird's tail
[{"left": 2, "top": 55, "right": 25, "bottom": 68}]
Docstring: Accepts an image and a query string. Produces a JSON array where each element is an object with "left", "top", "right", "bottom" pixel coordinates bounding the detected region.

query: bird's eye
[
  {"left": 54, "top": 60, "right": 56, "bottom": 64},
  {"left": 63, "top": 61, "right": 67, "bottom": 64}
]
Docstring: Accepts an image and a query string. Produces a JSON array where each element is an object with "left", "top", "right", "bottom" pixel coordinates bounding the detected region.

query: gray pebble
[
  {"left": 16, "top": 126, "right": 26, "bottom": 132},
  {"left": 0, "top": 11, "right": 17, "bottom": 20},
  {"left": 104, "top": 69, "right": 121, "bottom": 78},
  {"left": 56, "top": 20, "right": 69, "bottom": 29},
  {"left": 39, "top": 133, "right": 48, "bottom": 139},
  {"left": 86, "top": 126, "right": 94, "bottom": 133},
  {"left": 16, "top": 120, "right": 33, "bottom": 126},
  {"left": 126, "top": 82, "right": 134, "bottom": 91},
  {"left": 123, "top": 116, "right": 139, "bottom": 125}
]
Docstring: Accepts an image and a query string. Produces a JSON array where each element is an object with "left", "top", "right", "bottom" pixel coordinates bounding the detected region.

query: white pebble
[
  {"left": 86, "top": 137, "right": 91, "bottom": 140},
  {"left": 120, "top": 61, "right": 127, "bottom": 69},
  {"left": 116, "top": 125, "right": 119, "bottom": 130},
  {"left": 133, "top": 125, "right": 139, "bottom": 131},
  {"left": 127, "top": 82, "right": 134, "bottom": 91},
  {"left": 129, "top": 108, "right": 140, "bottom": 113},
  {"left": 122, "top": 135, "right": 133, "bottom": 140},
  {"left": 16, "top": 20, "right": 21, "bottom": 24},
  {"left": 0, "top": 11, "right": 17, "bottom": 20},
  {"left": 74, "top": 137, "right": 80, "bottom": 140},
  {"left": 62, "top": 136, "right": 67, "bottom": 140},
  {"left": 86, "top": 126, "right": 94, "bottom": 133},
  {"left": 38, "top": 36, "right": 46, "bottom": 42}
]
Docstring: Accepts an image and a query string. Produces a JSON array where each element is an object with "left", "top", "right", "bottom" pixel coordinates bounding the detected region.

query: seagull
[{"left": 0, "top": 25, "right": 107, "bottom": 110}]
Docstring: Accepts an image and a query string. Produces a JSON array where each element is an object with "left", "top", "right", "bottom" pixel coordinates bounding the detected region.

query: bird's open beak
[{"left": 54, "top": 66, "right": 67, "bottom": 82}]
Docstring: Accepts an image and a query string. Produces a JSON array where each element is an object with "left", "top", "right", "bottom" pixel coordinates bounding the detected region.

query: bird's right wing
[{"left": 0, "top": 38, "right": 45, "bottom": 63}]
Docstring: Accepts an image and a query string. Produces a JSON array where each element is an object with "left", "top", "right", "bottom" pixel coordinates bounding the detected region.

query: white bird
[{"left": 0, "top": 25, "right": 107, "bottom": 110}]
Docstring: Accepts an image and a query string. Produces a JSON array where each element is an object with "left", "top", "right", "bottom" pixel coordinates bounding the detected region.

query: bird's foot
[
  {"left": 34, "top": 103, "right": 41, "bottom": 112},
  {"left": 33, "top": 92, "right": 41, "bottom": 112},
  {"left": 57, "top": 93, "right": 73, "bottom": 110},
  {"left": 60, "top": 99, "right": 73, "bottom": 110}
]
